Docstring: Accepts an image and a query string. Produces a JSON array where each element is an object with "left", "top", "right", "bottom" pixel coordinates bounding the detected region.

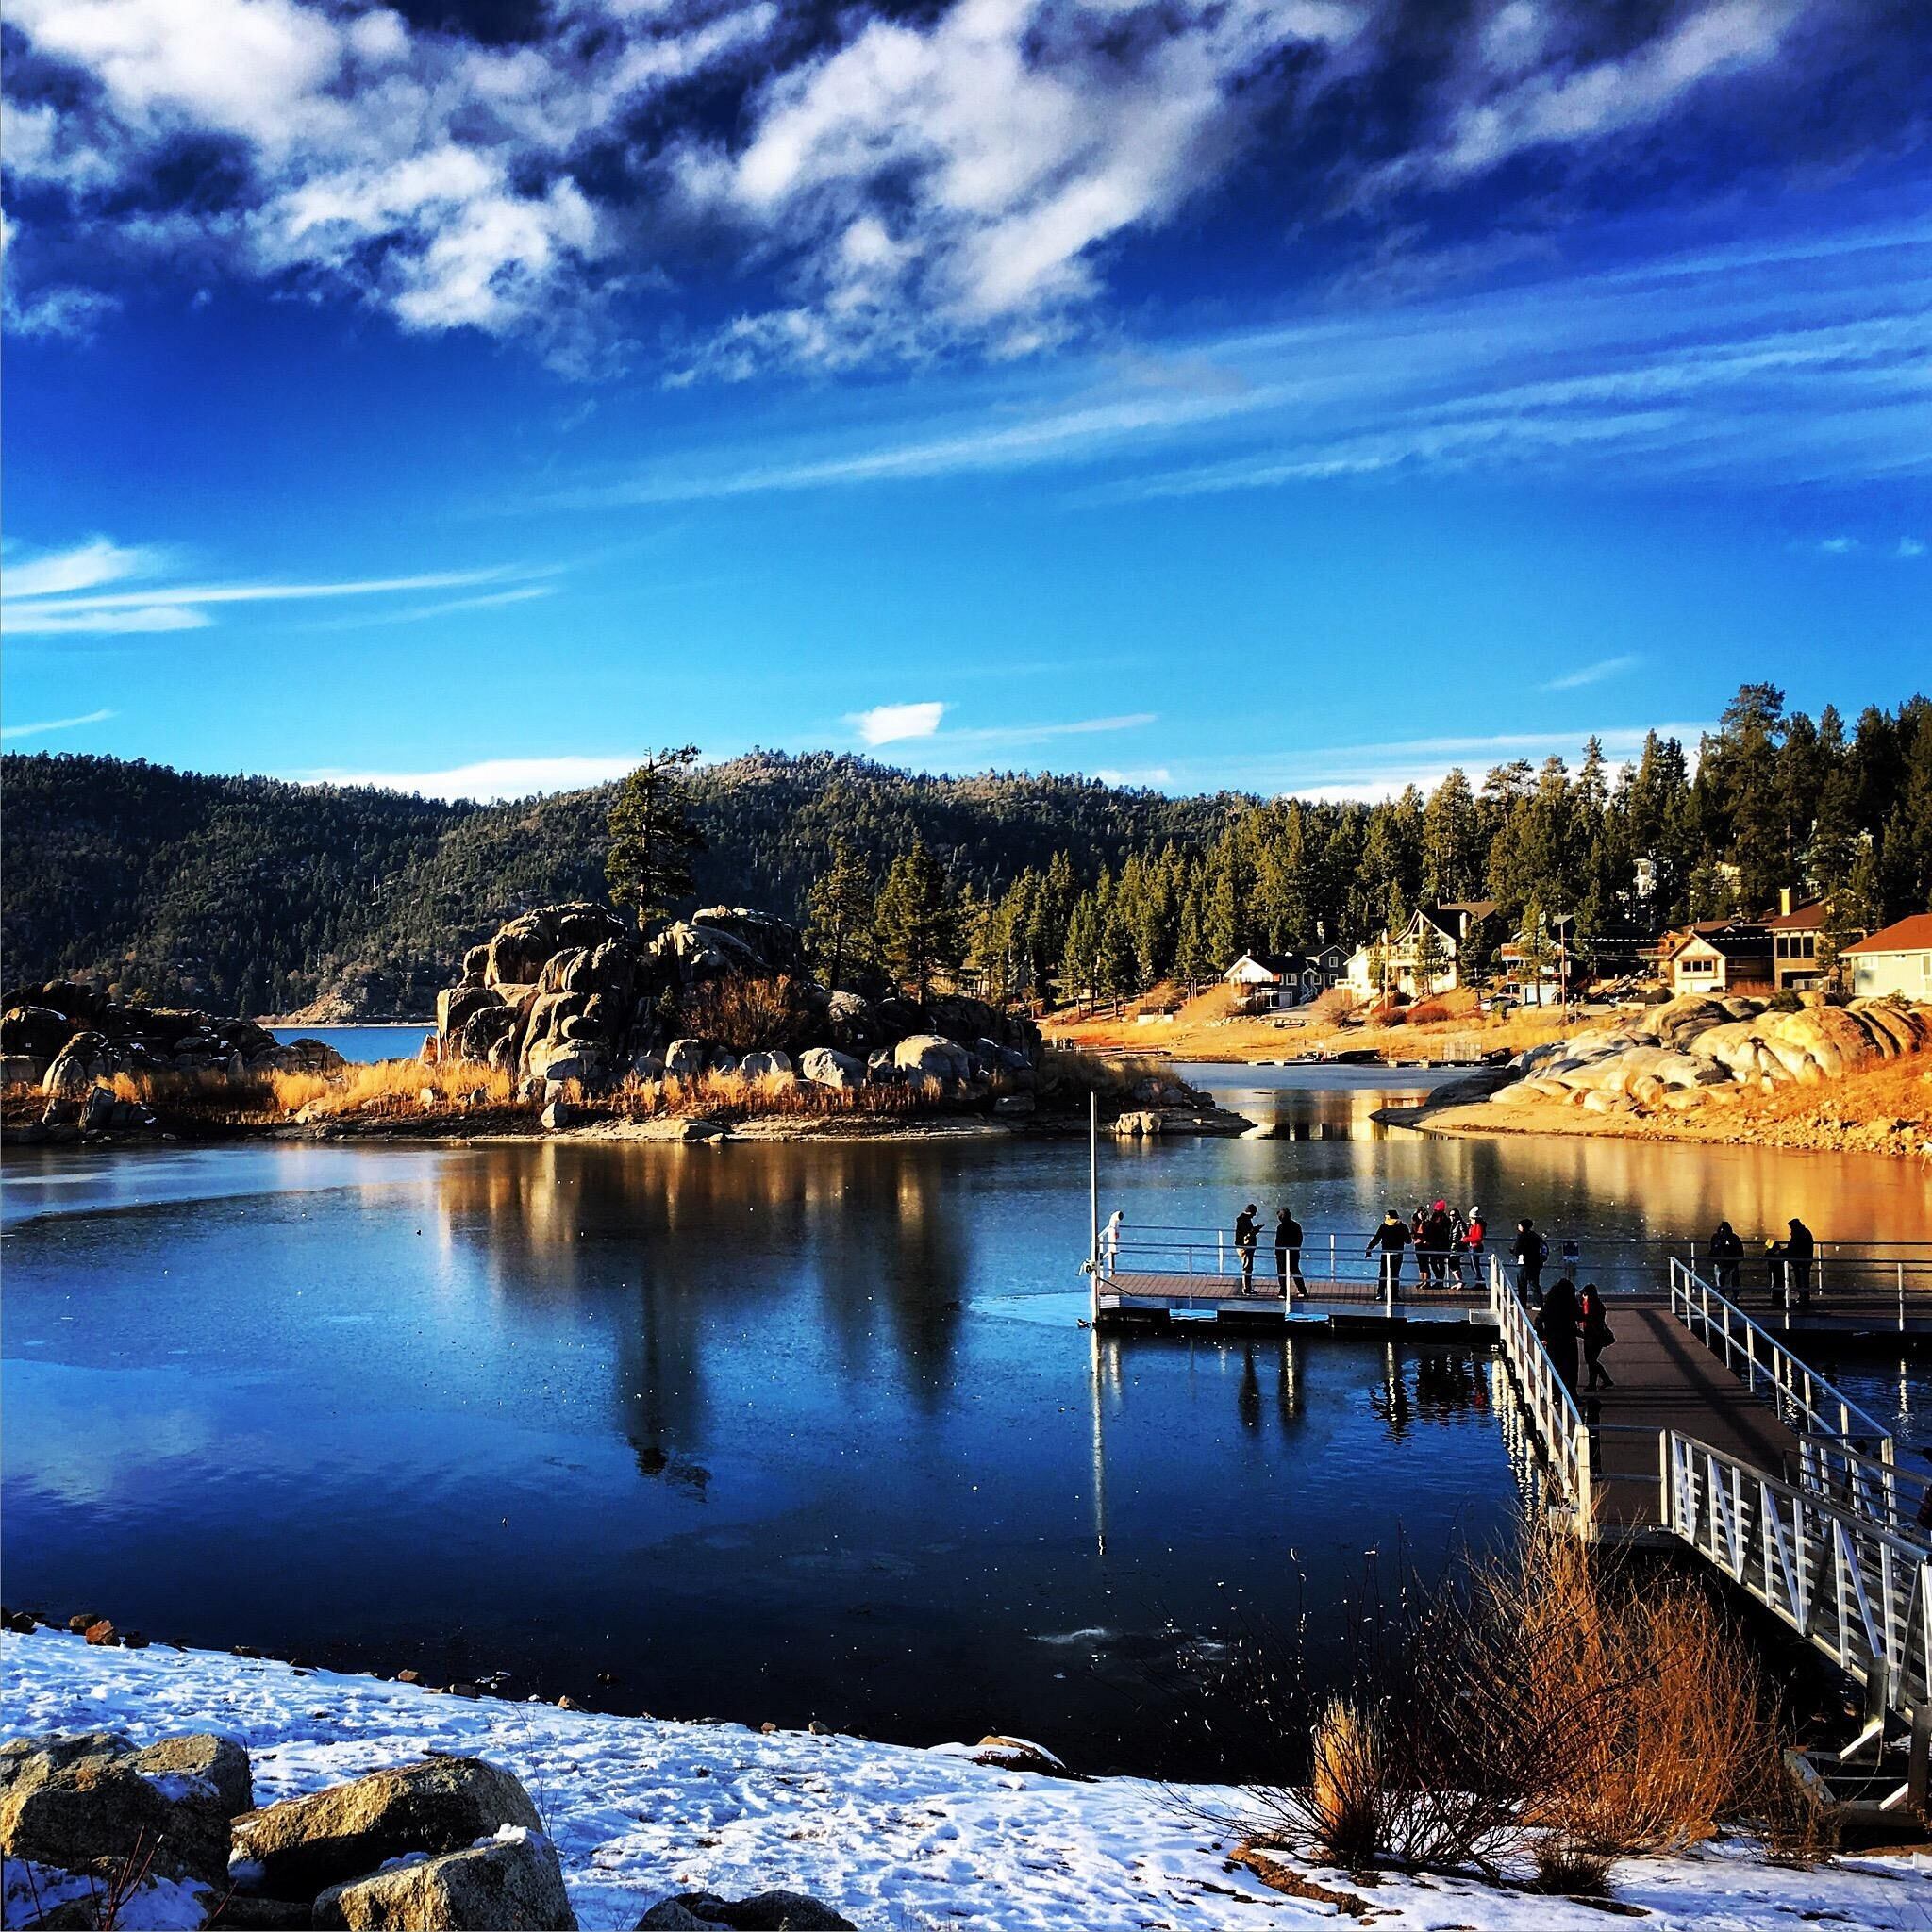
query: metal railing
[
  {"left": 1662, "top": 1431, "right": 1932, "bottom": 1725},
  {"left": 1798, "top": 1437, "right": 1932, "bottom": 1545},
  {"left": 1488, "top": 1254, "right": 1591, "bottom": 1535},
  {"left": 1669, "top": 1258, "right": 1894, "bottom": 1452},
  {"left": 1100, "top": 1231, "right": 1489, "bottom": 1310}
]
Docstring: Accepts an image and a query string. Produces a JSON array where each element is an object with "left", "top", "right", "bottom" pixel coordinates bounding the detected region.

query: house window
[{"left": 1680, "top": 957, "right": 1714, "bottom": 974}]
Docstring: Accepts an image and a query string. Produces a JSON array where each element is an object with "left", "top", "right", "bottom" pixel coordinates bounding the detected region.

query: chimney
[{"left": 1779, "top": 887, "right": 1792, "bottom": 918}]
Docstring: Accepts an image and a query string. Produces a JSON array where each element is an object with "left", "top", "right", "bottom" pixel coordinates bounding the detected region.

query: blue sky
[{"left": 3, "top": 0, "right": 1928, "bottom": 799}]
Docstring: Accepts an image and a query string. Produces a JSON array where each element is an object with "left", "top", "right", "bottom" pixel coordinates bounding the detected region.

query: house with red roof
[{"left": 1840, "top": 914, "right": 1932, "bottom": 1002}]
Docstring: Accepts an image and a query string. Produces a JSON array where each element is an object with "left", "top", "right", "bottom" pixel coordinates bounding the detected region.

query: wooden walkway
[{"left": 1579, "top": 1299, "right": 1802, "bottom": 1531}]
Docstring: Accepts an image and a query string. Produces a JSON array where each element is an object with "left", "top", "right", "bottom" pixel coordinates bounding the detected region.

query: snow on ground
[{"left": 6, "top": 1628, "right": 1931, "bottom": 1930}]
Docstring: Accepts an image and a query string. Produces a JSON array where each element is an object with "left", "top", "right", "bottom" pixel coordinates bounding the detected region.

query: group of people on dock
[{"left": 1705, "top": 1216, "right": 1817, "bottom": 1307}]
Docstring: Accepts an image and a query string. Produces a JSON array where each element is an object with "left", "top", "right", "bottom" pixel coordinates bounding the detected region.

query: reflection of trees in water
[{"left": 426, "top": 1141, "right": 972, "bottom": 1471}]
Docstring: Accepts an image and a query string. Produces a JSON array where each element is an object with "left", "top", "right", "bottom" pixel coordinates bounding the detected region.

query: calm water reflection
[{"left": 4, "top": 1080, "right": 1928, "bottom": 1775}]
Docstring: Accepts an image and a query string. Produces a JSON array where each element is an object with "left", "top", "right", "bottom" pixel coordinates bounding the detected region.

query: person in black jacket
[
  {"left": 1513, "top": 1218, "right": 1547, "bottom": 1295},
  {"left": 1421, "top": 1200, "right": 1454, "bottom": 1286},
  {"left": 1538, "top": 1276, "right": 1582, "bottom": 1388},
  {"left": 1366, "top": 1210, "right": 1410, "bottom": 1298},
  {"left": 1578, "top": 1282, "right": 1616, "bottom": 1390},
  {"left": 1707, "top": 1219, "right": 1743, "bottom": 1293},
  {"left": 1234, "top": 1205, "right": 1259, "bottom": 1293},
  {"left": 1274, "top": 1207, "right": 1305, "bottom": 1299},
  {"left": 1770, "top": 1217, "right": 1815, "bottom": 1307}
]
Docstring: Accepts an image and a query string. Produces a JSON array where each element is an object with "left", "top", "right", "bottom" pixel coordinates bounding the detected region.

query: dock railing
[
  {"left": 1662, "top": 1430, "right": 1932, "bottom": 1728},
  {"left": 1488, "top": 1253, "right": 1592, "bottom": 1535},
  {"left": 1669, "top": 1257, "right": 1894, "bottom": 1451}
]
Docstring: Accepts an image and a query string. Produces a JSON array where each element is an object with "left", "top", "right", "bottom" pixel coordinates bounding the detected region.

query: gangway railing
[
  {"left": 1799, "top": 1437, "right": 1932, "bottom": 1545},
  {"left": 1669, "top": 1258, "right": 1894, "bottom": 1453},
  {"left": 1662, "top": 1432, "right": 1932, "bottom": 1728},
  {"left": 1488, "top": 1255, "right": 1591, "bottom": 1535}
]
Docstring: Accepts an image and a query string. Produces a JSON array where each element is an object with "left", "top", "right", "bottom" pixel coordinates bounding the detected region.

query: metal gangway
[{"left": 1487, "top": 1254, "right": 1932, "bottom": 1755}]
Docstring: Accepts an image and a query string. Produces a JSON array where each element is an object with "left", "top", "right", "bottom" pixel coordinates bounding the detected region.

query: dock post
[
  {"left": 1901, "top": 1262, "right": 1907, "bottom": 1337},
  {"left": 1088, "top": 1092, "right": 1099, "bottom": 1325}
]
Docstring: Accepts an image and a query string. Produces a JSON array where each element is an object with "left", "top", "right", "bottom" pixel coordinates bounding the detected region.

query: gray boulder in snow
[
  {"left": 312, "top": 1828, "right": 575, "bottom": 1930},
  {"left": 230, "top": 1757, "right": 541, "bottom": 1903},
  {"left": 635, "top": 1890, "right": 855, "bottom": 1929}
]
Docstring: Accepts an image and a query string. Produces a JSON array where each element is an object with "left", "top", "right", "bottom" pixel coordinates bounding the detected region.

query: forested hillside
[
  {"left": 0, "top": 751, "right": 1235, "bottom": 1014},
  {"left": 5, "top": 687, "right": 1929, "bottom": 1017}
]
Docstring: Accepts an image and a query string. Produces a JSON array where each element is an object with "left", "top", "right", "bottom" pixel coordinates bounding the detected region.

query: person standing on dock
[
  {"left": 1770, "top": 1217, "right": 1815, "bottom": 1308},
  {"left": 1274, "top": 1207, "right": 1305, "bottom": 1299},
  {"left": 1708, "top": 1220, "right": 1743, "bottom": 1293},
  {"left": 1513, "top": 1218, "right": 1547, "bottom": 1296},
  {"left": 1366, "top": 1210, "right": 1410, "bottom": 1298},
  {"left": 1234, "top": 1205, "right": 1260, "bottom": 1293},
  {"left": 1422, "top": 1200, "right": 1454, "bottom": 1285},
  {"left": 1101, "top": 1209, "right": 1124, "bottom": 1276},
  {"left": 1537, "top": 1275, "right": 1582, "bottom": 1388},
  {"left": 1463, "top": 1205, "right": 1487, "bottom": 1285},
  {"left": 1578, "top": 1282, "right": 1616, "bottom": 1390}
]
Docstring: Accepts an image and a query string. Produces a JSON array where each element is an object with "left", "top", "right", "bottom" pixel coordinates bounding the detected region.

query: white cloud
[
  {"left": 1541, "top": 653, "right": 1641, "bottom": 691},
  {"left": 848, "top": 700, "right": 947, "bottom": 745},
  {"left": 5, "top": 536, "right": 160, "bottom": 598},
  {"left": 933, "top": 711, "right": 1157, "bottom": 748},
  {"left": 0, "top": 706, "right": 117, "bottom": 739},
  {"left": 3, "top": 543, "right": 559, "bottom": 634},
  {"left": 1896, "top": 537, "right": 1925, "bottom": 558},
  {"left": 6, "top": 603, "right": 210, "bottom": 633},
  {"left": 296, "top": 753, "right": 642, "bottom": 801},
  {"left": 1815, "top": 535, "right": 1860, "bottom": 554}
]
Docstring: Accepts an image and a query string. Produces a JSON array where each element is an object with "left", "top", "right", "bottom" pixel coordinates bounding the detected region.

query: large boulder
[
  {"left": 636, "top": 1892, "right": 854, "bottom": 1930},
  {"left": 229, "top": 1757, "right": 542, "bottom": 1902},
  {"left": 133, "top": 1735, "right": 253, "bottom": 1818},
  {"left": 42, "top": 1032, "right": 122, "bottom": 1099},
  {"left": 438, "top": 985, "right": 503, "bottom": 1040},
  {"left": 0, "top": 1729, "right": 232, "bottom": 1889},
  {"left": 1, "top": 1003, "right": 75, "bottom": 1063},
  {"left": 486, "top": 906, "right": 629, "bottom": 990},
  {"left": 799, "top": 1047, "right": 863, "bottom": 1091},
  {"left": 664, "top": 1038, "right": 709, "bottom": 1080},
  {"left": 891, "top": 1034, "right": 974, "bottom": 1085},
  {"left": 311, "top": 1827, "right": 575, "bottom": 1931},
  {"left": 822, "top": 991, "right": 879, "bottom": 1054},
  {"left": 739, "top": 1049, "right": 792, "bottom": 1080},
  {"left": 687, "top": 908, "right": 807, "bottom": 977}
]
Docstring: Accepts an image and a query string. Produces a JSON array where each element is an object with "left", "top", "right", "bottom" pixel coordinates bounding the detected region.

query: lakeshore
[{"left": 12, "top": 1628, "right": 1927, "bottom": 1931}]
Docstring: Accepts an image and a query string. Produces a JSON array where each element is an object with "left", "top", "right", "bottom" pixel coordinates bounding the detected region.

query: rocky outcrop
[
  {"left": 0, "top": 978, "right": 345, "bottom": 1131},
  {"left": 1487, "top": 993, "right": 1932, "bottom": 1122},
  {"left": 430, "top": 902, "right": 1045, "bottom": 1109}
]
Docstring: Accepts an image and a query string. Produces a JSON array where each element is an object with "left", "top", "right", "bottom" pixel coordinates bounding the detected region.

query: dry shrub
[
  {"left": 1197, "top": 1514, "right": 1784, "bottom": 1879},
  {"left": 1306, "top": 1700, "right": 1386, "bottom": 1870},
  {"left": 1528, "top": 1835, "right": 1614, "bottom": 1896},
  {"left": 680, "top": 974, "right": 810, "bottom": 1053},
  {"left": 1303, "top": 988, "right": 1361, "bottom": 1025},
  {"left": 107, "top": 1065, "right": 279, "bottom": 1112},
  {"left": 605, "top": 1069, "right": 929, "bottom": 1123},
  {"left": 1515, "top": 1526, "right": 1772, "bottom": 1855},
  {"left": 1406, "top": 1000, "right": 1452, "bottom": 1025},
  {"left": 1034, "top": 1049, "right": 1178, "bottom": 1108}
]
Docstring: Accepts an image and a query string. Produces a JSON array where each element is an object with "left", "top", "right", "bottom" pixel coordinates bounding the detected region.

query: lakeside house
[
  {"left": 1839, "top": 913, "right": 1932, "bottom": 1000},
  {"left": 1222, "top": 950, "right": 1302, "bottom": 1008},
  {"left": 1660, "top": 921, "right": 1775, "bottom": 995},
  {"left": 1764, "top": 890, "right": 1836, "bottom": 992},
  {"left": 1345, "top": 901, "right": 1497, "bottom": 999}
]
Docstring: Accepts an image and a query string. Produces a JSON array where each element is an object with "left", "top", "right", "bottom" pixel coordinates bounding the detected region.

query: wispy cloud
[
  {"left": 296, "top": 754, "right": 641, "bottom": 802},
  {"left": 931, "top": 713, "right": 1158, "bottom": 750},
  {"left": 1541, "top": 654, "right": 1641, "bottom": 691},
  {"left": 1899, "top": 537, "right": 1927, "bottom": 558},
  {"left": 305, "top": 585, "right": 558, "bottom": 631},
  {"left": 849, "top": 701, "right": 947, "bottom": 746},
  {"left": 569, "top": 219, "right": 1932, "bottom": 509},
  {"left": 0, "top": 707, "right": 117, "bottom": 740},
  {"left": 4, "top": 540, "right": 559, "bottom": 636}
]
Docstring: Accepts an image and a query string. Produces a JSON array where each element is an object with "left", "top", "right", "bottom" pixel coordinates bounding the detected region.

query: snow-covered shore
[{"left": 5, "top": 1628, "right": 1930, "bottom": 1930}]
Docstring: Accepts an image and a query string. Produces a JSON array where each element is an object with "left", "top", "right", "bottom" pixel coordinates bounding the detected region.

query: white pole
[{"left": 1088, "top": 1091, "right": 1099, "bottom": 1324}]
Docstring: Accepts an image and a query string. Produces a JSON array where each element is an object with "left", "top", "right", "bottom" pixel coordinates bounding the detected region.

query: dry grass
[
  {"left": 1528, "top": 1835, "right": 1614, "bottom": 1896},
  {"left": 679, "top": 974, "right": 813, "bottom": 1053},
  {"left": 602, "top": 1069, "right": 933, "bottom": 1122},
  {"left": 268, "top": 1058, "right": 517, "bottom": 1118},
  {"left": 1304, "top": 1700, "right": 1387, "bottom": 1870}
]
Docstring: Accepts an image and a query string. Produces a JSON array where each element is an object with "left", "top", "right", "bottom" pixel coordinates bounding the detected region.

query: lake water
[
  {"left": 5, "top": 1070, "right": 1929, "bottom": 1775},
  {"left": 271, "top": 1024, "right": 431, "bottom": 1064}
]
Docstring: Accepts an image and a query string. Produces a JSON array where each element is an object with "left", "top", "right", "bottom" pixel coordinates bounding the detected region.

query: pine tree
[
  {"left": 606, "top": 744, "right": 705, "bottom": 929},
  {"left": 875, "top": 840, "right": 959, "bottom": 1001},
  {"left": 805, "top": 839, "right": 874, "bottom": 991}
]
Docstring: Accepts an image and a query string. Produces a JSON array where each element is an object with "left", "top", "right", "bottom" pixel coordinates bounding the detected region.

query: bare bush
[{"left": 680, "top": 974, "right": 811, "bottom": 1052}]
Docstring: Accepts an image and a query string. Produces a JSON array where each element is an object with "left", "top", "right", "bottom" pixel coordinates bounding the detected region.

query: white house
[
  {"left": 1223, "top": 951, "right": 1305, "bottom": 1008},
  {"left": 1839, "top": 915, "right": 1932, "bottom": 1001},
  {"left": 1345, "top": 906, "right": 1493, "bottom": 999}
]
